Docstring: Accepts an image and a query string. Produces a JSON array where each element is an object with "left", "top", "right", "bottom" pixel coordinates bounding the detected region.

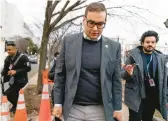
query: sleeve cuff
[
  {"left": 54, "top": 104, "right": 62, "bottom": 107},
  {"left": 114, "top": 110, "right": 122, "bottom": 112}
]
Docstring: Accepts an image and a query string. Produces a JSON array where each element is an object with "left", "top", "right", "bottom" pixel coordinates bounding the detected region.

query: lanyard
[{"left": 147, "top": 55, "right": 152, "bottom": 78}]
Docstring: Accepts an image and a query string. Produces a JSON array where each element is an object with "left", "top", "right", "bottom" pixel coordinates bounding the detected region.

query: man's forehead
[
  {"left": 144, "top": 36, "right": 156, "bottom": 41},
  {"left": 86, "top": 11, "right": 106, "bottom": 21},
  {"left": 7, "top": 45, "right": 15, "bottom": 49}
]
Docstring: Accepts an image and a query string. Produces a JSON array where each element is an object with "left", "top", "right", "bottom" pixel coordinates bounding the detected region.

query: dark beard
[{"left": 143, "top": 47, "right": 154, "bottom": 53}]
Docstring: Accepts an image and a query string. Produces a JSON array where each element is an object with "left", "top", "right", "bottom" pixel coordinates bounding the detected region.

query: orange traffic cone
[
  {"left": 0, "top": 96, "right": 10, "bottom": 121},
  {"left": 38, "top": 70, "right": 51, "bottom": 121},
  {"left": 14, "top": 89, "right": 27, "bottom": 121}
]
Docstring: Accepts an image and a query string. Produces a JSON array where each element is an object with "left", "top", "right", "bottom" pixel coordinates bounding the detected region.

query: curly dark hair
[{"left": 140, "top": 30, "right": 159, "bottom": 44}]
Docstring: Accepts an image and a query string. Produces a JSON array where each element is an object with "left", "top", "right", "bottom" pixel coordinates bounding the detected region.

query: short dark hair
[
  {"left": 140, "top": 30, "right": 159, "bottom": 44},
  {"left": 85, "top": 2, "right": 107, "bottom": 20},
  {"left": 6, "top": 41, "right": 16, "bottom": 46}
]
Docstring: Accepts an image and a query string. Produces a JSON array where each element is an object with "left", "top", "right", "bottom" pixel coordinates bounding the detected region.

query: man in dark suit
[
  {"left": 53, "top": 2, "right": 122, "bottom": 121},
  {"left": 1, "top": 41, "right": 31, "bottom": 113}
]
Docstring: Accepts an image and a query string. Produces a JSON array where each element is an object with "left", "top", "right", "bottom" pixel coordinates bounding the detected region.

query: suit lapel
[
  {"left": 100, "top": 36, "right": 109, "bottom": 87},
  {"left": 75, "top": 33, "right": 83, "bottom": 78}
]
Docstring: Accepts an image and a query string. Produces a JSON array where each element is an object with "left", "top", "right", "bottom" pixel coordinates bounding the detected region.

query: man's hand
[
  {"left": 8, "top": 70, "right": 16, "bottom": 76},
  {"left": 123, "top": 64, "right": 135, "bottom": 76},
  {"left": 113, "top": 111, "right": 122, "bottom": 121},
  {"left": 52, "top": 106, "right": 63, "bottom": 120}
]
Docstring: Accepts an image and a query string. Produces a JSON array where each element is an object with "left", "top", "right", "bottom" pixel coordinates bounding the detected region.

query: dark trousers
[
  {"left": 7, "top": 82, "right": 26, "bottom": 107},
  {"left": 129, "top": 95, "right": 160, "bottom": 121}
]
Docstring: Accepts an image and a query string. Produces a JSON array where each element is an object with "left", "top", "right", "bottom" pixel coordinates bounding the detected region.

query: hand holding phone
[{"left": 123, "top": 63, "right": 137, "bottom": 75}]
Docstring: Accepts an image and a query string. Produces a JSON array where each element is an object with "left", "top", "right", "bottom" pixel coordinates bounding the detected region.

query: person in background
[
  {"left": 1, "top": 41, "right": 31, "bottom": 113},
  {"left": 122, "top": 30, "right": 168, "bottom": 121}
]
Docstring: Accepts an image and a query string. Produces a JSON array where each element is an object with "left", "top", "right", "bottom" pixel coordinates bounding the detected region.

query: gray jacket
[
  {"left": 54, "top": 33, "right": 122, "bottom": 121},
  {"left": 122, "top": 46, "right": 168, "bottom": 120}
]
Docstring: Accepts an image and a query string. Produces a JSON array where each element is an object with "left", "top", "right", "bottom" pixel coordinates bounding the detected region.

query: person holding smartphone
[{"left": 122, "top": 30, "right": 168, "bottom": 121}]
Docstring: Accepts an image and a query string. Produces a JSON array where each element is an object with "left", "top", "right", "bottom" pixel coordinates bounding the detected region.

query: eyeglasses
[{"left": 86, "top": 18, "right": 106, "bottom": 29}]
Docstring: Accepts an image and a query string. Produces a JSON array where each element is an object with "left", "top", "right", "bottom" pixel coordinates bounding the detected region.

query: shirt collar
[{"left": 83, "top": 32, "right": 101, "bottom": 41}]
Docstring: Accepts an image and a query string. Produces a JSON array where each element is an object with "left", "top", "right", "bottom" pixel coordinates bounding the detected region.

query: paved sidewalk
[
  {"left": 28, "top": 73, "right": 38, "bottom": 85},
  {"left": 23, "top": 73, "right": 38, "bottom": 89}
]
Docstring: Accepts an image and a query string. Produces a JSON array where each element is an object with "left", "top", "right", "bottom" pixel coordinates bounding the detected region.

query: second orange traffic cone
[
  {"left": 38, "top": 70, "right": 51, "bottom": 121},
  {"left": 14, "top": 89, "right": 27, "bottom": 121}
]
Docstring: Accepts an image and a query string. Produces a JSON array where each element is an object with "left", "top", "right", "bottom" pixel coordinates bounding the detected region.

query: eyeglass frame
[{"left": 85, "top": 17, "right": 106, "bottom": 29}]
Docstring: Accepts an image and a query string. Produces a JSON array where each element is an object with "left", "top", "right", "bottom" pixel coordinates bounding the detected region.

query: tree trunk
[
  {"left": 36, "top": 1, "right": 52, "bottom": 94},
  {"left": 47, "top": 48, "right": 53, "bottom": 69},
  {"left": 36, "top": 28, "right": 50, "bottom": 94}
]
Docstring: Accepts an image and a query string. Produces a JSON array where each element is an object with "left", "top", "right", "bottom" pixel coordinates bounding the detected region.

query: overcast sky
[{"left": 6, "top": 0, "right": 168, "bottom": 45}]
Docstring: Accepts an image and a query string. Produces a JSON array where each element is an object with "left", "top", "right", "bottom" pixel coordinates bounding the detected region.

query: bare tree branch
[
  {"left": 94, "top": 0, "right": 105, "bottom": 3},
  {"left": 71, "top": 21, "right": 82, "bottom": 26},
  {"left": 52, "top": 15, "right": 83, "bottom": 32},
  {"left": 121, "top": 8, "right": 149, "bottom": 23},
  {"left": 108, "top": 13, "right": 132, "bottom": 18},
  {"left": 66, "top": 0, "right": 86, "bottom": 10},
  {"left": 33, "top": 18, "right": 43, "bottom": 32},
  {"left": 52, "top": 5, "right": 86, "bottom": 17},
  {"left": 50, "top": 1, "right": 74, "bottom": 29},
  {"left": 48, "top": 23, "right": 73, "bottom": 66},
  {"left": 51, "top": 0, "right": 70, "bottom": 20},
  {"left": 51, "top": 0, "right": 60, "bottom": 13},
  {"left": 51, "top": 11, "right": 60, "bottom": 17},
  {"left": 107, "top": 5, "right": 153, "bottom": 15},
  {"left": 107, "top": 5, "right": 152, "bottom": 25},
  {"left": 72, "top": 5, "right": 87, "bottom": 11},
  {"left": 62, "top": 1, "right": 70, "bottom": 12},
  {"left": 51, "top": 0, "right": 86, "bottom": 17},
  {"left": 107, "top": 5, "right": 147, "bottom": 10},
  {"left": 51, "top": 0, "right": 69, "bottom": 17},
  {"left": 50, "top": 23, "right": 72, "bottom": 45},
  {"left": 46, "top": 1, "right": 53, "bottom": 22}
]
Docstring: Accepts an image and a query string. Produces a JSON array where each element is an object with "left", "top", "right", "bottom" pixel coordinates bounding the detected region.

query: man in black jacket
[{"left": 1, "top": 41, "right": 31, "bottom": 113}]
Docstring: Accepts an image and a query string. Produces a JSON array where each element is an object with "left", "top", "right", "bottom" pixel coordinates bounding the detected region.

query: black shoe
[{"left": 9, "top": 106, "right": 16, "bottom": 113}]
